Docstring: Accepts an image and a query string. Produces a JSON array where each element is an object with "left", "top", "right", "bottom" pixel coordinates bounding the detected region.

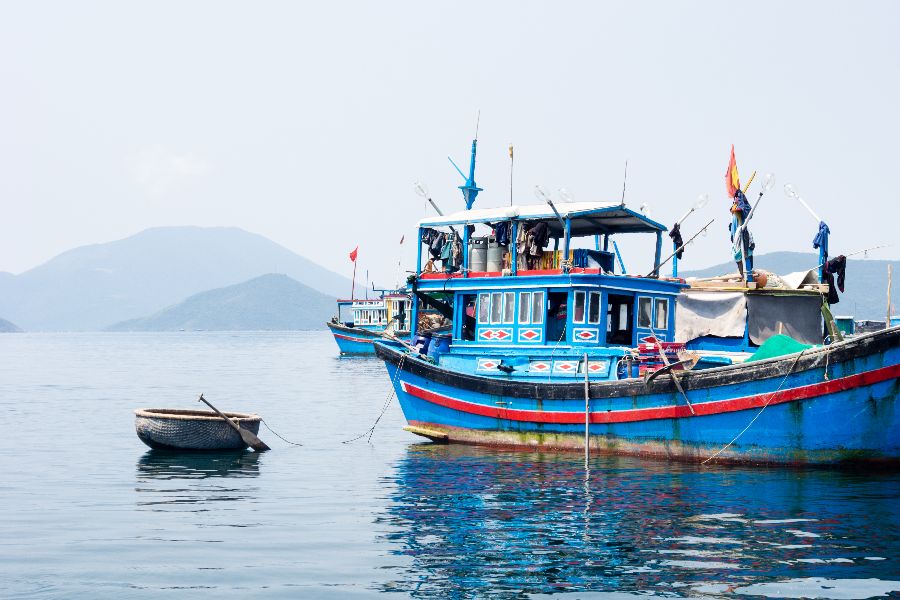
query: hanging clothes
[
  {"left": 531, "top": 222, "right": 550, "bottom": 250},
  {"left": 492, "top": 221, "right": 511, "bottom": 246},
  {"left": 669, "top": 223, "right": 685, "bottom": 259},
  {"left": 823, "top": 254, "right": 846, "bottom": 304},
  {"left": 421, "top": 228, "right": 445, "bottom": 259},
  {"left": 812, "top": 221, "right": 830, "bottom": 250}
]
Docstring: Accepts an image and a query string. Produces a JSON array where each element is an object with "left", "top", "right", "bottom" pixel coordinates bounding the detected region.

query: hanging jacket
[
  {"left": 669, "top": 223, "right": 684, "bottom": 259},
  {"left": 824, "top": 254, "right": 847, "bottom": 304},
  {"left": 812, "top": 221, "right": 830, "bottom": 250},
  {"left": 493, "top": 221, "right": 511, "bottom": 246}
]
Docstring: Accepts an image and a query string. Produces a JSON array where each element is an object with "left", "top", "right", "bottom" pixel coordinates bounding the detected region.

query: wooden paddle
[{"left": 198, "top": 394, "right": 270, "bottom": 452}]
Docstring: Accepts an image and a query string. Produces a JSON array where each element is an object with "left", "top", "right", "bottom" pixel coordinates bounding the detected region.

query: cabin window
[
  {"left": 503, "top": 292, "right": 515, "bottom": 324},
  {"left": 588, "top": 291, "right": 602, "bottom": 324},
  {"left": 573, "top": 291, "right": 586, "bottom": 323},
  {"left": 478, "top": 294, "right": 490, "bottom": 323},
  {"left": 607, "top": 294, "right": 633, "bottom": 345},
  {"left": 490, "top": 292, "right": 503, "bottom": 323},
  {"left": 461, "top": 294, "right": 476, "bottom": 340},
  {"left": 547, "top": 291, "right": 568, "bottom": 342},
  {"left": 656, "top": 298, "right": 668, "bottom": 329},
  {"left": 519, "top": 292, "right": 532, "bottom": 323},
  {"left": 531, "top": 292, "right": 545, "bottom": 324},
  {"left": 638, "top": 297, "right": 652, "bottom": 328}
]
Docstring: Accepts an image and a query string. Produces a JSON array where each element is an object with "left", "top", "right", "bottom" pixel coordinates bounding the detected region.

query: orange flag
[
  {"left": 725, "top": 144, "right": 740, "bottom": 198},
  {"left": 349, "top": 246, "right": 358, "bottom": 262}
]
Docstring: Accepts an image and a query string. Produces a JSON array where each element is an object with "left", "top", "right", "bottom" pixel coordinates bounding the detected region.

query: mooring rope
[
  {"left": 260, "top": 419, "right": 304, "bottom": 446},
  {"left": 701, "top": 349, "right": 807, "bottom": 465},
  {"left": 342, "top": 352, "right": 407, "bottom": 444}
]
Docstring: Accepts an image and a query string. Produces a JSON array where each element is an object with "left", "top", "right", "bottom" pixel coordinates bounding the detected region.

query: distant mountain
[
  {"left": 0, "top": 227, "right": 350, "bottom": 331},
  {"left": 682, "top": 251, "right": 898, "bottom": 320},
  {"left": 107, "top": 273, "right": 333, "bottom": 331},
  {"left": 0, "top": 318, "right": 22, "bottom": 333}
]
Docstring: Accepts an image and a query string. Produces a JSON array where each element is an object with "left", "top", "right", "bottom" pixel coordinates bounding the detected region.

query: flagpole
[{"left": 351, "top": 260, "right": 357, "bottom": 300}]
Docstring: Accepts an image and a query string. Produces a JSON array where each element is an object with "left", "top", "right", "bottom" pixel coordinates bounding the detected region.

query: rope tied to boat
[
  {"left": 260, "top": 419, "right": 303, "bottom": 447},
  {"left": 342, "top": 351, "right": 407, "bottom": 444},
  {"left": 701, "top": 348, "right": 807, "bottom": 466}
]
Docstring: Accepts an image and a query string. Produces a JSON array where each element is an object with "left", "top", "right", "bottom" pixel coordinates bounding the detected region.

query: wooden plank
[{"left": 403, "top": 425, "right": 449, "bottom": 440}]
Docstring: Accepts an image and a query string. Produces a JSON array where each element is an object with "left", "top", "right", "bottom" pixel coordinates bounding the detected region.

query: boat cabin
[
  {"left": 412, "top": 201, "right": 686, "bottom": 352},
  {"left": 345, "top": 294, "right": 412, "bottom": 331}
]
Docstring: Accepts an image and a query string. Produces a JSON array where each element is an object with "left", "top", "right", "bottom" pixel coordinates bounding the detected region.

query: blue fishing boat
[
  {"left": 327, "top": 291, "right": 412, "bottom": 355},
  {"left": 374, "top": 139, "right": 899, "bottom": 466}
]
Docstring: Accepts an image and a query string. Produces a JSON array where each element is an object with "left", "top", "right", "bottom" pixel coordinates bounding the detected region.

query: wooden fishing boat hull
[
  {"left": 327, "top": 321, "right": 406, "bottom": 355},
  {"left": 375, "top": 327, "right": 900, "bottom": 466},
  {"left": 134, "top": 408, "right": 261, "bottom": 451}
]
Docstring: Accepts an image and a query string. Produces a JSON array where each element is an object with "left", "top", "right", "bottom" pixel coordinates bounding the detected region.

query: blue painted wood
[{"left": 377, "top": 330, "right": 900, "bottom": 464}]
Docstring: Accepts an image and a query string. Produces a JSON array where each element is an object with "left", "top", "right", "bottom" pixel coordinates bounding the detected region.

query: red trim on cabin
[
  {"left": 466, "top": 271, "right": 504, "bottom": 278},
  {"left": 400, "top": 363, "right": 900, "bottom": 424},
  {"left": 518, "top": 269, "right": 563, "bottom": 276}
]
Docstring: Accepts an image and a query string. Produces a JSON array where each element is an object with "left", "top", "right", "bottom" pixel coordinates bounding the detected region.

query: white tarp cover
[
  {"left": 781, "top": 269, "right": 818, "bottom": 290},
  {"left": 675, "top": 291, "right": 747, "bottom": 342}
]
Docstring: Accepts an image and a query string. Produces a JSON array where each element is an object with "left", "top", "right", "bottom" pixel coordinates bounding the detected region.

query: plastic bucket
[
  {"left": 427, "top": 332, "right": 452, "bottom": 359},
  {"left": 469, "top": 237, "right": 487, "bottom": 272}
]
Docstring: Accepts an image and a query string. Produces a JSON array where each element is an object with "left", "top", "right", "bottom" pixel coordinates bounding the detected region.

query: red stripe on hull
[
  {"left": 333, "top": 333, "right": 376, "bottom": 344},
  {"left": 401, "top": 363, "right": 900, "bottom": 424}
]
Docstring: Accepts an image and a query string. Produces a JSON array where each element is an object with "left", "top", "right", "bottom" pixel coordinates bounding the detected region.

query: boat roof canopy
[{"left": 417, "top": 200, "right": 666, "bottom": 236}]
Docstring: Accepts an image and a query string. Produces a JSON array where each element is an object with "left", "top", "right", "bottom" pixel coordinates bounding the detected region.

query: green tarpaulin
[{"left": 746, "top": 334, "right": 814, "bottom": 362}]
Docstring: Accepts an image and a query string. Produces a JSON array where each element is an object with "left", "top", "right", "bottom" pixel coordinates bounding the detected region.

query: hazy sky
[{"left": 2, "top": 1, "right": 898, "bottom": 290}]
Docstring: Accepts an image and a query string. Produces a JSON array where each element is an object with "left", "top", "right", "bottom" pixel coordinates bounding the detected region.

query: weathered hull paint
[{"left": 376, "top": 327, "right": 900, "bottom": 466}]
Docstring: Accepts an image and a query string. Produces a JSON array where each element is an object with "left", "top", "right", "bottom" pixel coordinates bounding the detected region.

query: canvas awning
[{"left": 417, "top": 201, "right": 666, "bottom": 237}]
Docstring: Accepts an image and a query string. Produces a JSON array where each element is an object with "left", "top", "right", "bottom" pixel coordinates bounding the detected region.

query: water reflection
[
  {"left": 135, "top": 450, "right": 261, "bottom": 510},
  {"left": 137, "top": 450, "right": 261, "bottom": 480},
  {"left": 377, "top": 445, "right": 900, "bottom": 599}
]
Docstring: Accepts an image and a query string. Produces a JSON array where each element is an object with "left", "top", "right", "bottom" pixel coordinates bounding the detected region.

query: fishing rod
[
  {"left": 535, "top": 185, "right": 566, "bottom": 230},
  {"left": 784, "top": 183, "right": 822, "bottom": 224},
  {"left": 814, "top": 244, "right": 893, "bottom": 269},
  {"left": 649, "top": 218, "right": 716, "bottom": 277}
]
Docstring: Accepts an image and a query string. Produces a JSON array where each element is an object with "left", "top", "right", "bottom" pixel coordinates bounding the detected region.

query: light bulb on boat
[
  {"left": 784, "top": 183, "right": 798, "bottom": 199},
  {"left": 534, "top": 185, "right": 552, "bottom": 203},
  {"left": 558, "top": 188, "right": 574, "bottom": 203},
  {"left": 762, "top": 173, "right": 776, "bottom": 193},
  {"left": 639, "top": 203, "right": 652, "bottom": 218},
  {"left": 413, "top": 181, "right": 429, "bottom": 198},
  {"left": 694, "top": 194, "right": 709, "bottom": 210}
]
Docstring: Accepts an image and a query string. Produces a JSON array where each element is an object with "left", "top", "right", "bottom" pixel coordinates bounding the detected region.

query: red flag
[
  {"left": 349, "top": 246, "right": 358, "bottom": 262},
  {"left": 725, "top": 144, "right": 740, "bottom": 198}
]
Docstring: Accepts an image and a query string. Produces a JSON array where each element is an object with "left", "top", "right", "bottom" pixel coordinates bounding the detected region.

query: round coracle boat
[{"left": 135, "top": 408, "right": 262, "bottom": 451}]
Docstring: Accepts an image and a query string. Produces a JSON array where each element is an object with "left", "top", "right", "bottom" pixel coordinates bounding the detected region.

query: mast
[{"left": 459, "top": 111, "right": 482, "bottom": 209}]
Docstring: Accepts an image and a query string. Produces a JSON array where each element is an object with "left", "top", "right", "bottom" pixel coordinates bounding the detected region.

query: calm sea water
[{"left": 0, "top": 331, "right": 897, "bottom": 599}]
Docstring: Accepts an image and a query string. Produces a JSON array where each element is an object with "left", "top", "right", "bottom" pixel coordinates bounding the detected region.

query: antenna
[
  {"left": 474, "top": 109, "right": 480, "bottom": 140},
  {"left": 620, "top": 160, "right": 628, "bottom": 206},
  {"left": 509, "top": 144, "right": 514, "bottom": 206}
]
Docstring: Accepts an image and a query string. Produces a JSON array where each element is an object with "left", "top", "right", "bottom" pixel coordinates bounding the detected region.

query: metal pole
[
  {"left": 888, "top": 264, "right": 893, "bottom": 330},
  {"left": 583, "top": 353, "right": 590, "bottom": 462}
]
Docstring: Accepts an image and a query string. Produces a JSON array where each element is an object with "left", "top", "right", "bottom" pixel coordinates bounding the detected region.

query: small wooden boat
[{"left": 134, "top": 408, "right": 262, "bottom": 451}]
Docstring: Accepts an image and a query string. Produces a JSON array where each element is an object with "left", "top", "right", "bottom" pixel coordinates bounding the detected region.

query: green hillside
[
  {"left": 106, "top": 274, "right": 334, "bottom": 332},
  {"left": 0, "top": 318, "right": 22, "bottom": 333}
]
